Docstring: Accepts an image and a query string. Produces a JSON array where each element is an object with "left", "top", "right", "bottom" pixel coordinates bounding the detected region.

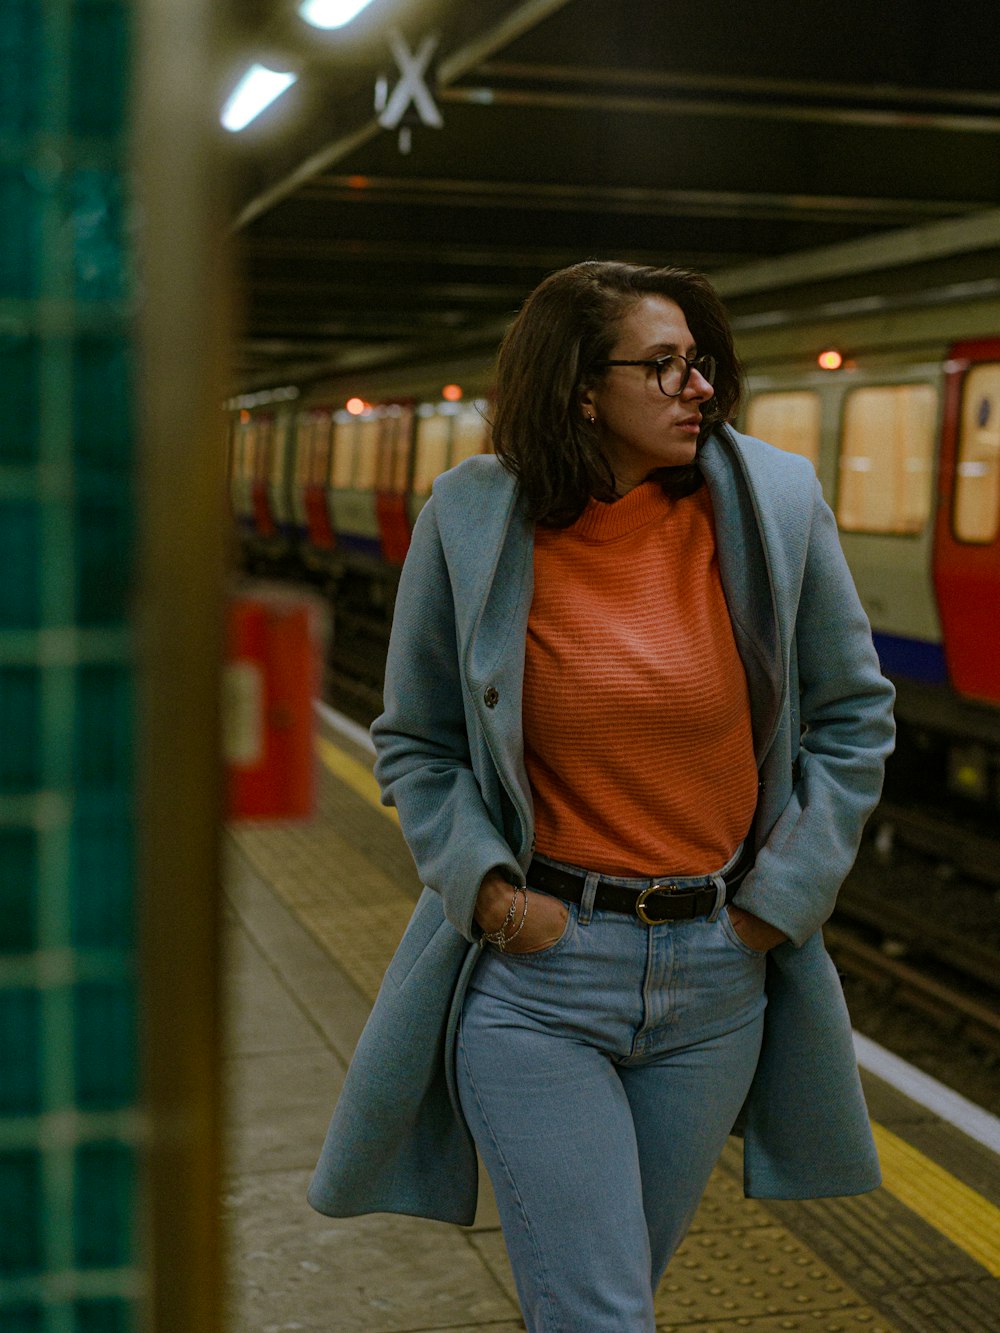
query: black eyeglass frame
[{"left": 595, "top": 352, "right": 717, "bottom": 398}]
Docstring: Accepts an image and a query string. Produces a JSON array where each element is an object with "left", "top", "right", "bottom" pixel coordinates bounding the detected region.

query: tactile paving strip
[
  {"left": 660, "top": 1313, "right": 895, "bottom": 1331},
  {"left": 654, "top": 1227, "right": 889, "bottom": 1326},
  {"left": 766, "top": 1184, "right": 1000, "bottom": 1330}
]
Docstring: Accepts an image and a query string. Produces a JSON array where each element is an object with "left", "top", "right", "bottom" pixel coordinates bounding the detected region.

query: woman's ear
[{"left": 579, "top": 387, "right": 598, "bottom": 424}]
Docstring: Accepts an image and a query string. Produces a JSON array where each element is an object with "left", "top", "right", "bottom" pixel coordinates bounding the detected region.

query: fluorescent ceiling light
[
  {"left": 299, "top": 0, "right": 377, "bottom": 30},
  {"left": 221, "top": 64, "right": 297, "bottom": 132}
]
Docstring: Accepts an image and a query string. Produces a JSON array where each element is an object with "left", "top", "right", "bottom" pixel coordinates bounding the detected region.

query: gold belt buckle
[{"left": 635, "top": 882, "right": 680, "bottom": 926}]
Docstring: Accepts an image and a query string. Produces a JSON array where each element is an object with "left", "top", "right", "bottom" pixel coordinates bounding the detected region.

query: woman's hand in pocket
[
  {"left": 726, "top": 904, "right": 787, "bottom": 953},
  {"left": 503, "top": 889, "right": 569, "bottom": 954},
  {"left": 474, "top": 871, "right": 568, "bottom": 954}
]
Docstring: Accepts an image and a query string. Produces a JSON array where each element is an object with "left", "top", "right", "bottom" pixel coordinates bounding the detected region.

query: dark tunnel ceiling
[{"left": 229, "top": 0, "right": 1000, "bottom": 392}]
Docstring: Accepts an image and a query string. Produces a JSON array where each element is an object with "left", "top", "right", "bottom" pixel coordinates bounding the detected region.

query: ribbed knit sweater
[{"left": 523, "top": 479, "right": 758, "bottom": 876}]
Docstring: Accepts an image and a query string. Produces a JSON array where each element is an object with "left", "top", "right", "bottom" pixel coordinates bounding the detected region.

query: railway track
[
  {"left": 824, "top": 917, "right": 1000, "bottom": 1057},
  {"left": 829, "top": 804, "right": 1000, "bottom": 1095},
  {"left": 874, "top": 798, "right": 1000, "bottom": 890}
]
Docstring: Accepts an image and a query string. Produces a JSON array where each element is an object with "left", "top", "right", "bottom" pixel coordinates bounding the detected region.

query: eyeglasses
[{"left": 597, "top": 352, "right": 717, "bottom": 398}]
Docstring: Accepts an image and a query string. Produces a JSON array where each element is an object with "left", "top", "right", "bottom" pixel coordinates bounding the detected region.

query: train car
[
  {"left": 737, "top": 313, "right": 1000, "bottom": 810},
  {"left": 934, "top": 339, "right": 1000, "bottom": 709}
]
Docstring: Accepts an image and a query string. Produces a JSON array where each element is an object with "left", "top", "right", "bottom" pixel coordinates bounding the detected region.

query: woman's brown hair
[{"left": 491, "top": 261, "right": 743, "bottom": 526}]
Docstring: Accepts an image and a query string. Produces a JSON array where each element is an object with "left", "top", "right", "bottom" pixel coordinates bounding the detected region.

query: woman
[{"left": 309, "top": 262, "right": 896, "bottom": 1331}]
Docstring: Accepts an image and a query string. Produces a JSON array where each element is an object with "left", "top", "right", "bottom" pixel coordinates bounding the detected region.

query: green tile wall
[{"left": 0, "top": 2, "right": 139, "bottom": 1329}]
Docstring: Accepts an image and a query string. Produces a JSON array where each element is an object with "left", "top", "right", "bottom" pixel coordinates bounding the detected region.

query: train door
[
  {"left": 251, "top": 412, "right": 276, "bottom": 538},
  {"left": 303, "top": 408, "right": 336, "bottom": 551},
  {"left": 327, "top": 410, "right": 357, "bottom": 545},
  {"left": 266, "top": 409, "right": 298, "bottom": 542},
  {"left": 336, "top": 407, "right": 382, "bottom": 558},
  {"left": 374, "top": 402, "right": 415, "bottom": 565},
  {"left": 409, "top": 404, "right": 452, "bottom": 528},
  {"left": 230, "top": 411, "right": 256, "bottom": 532},
  {"left": 290, "top": 410, "right": 312, "bottom": 536},
  {"left": 933, "top": 339, "right": 1000, "bottom": 705}
]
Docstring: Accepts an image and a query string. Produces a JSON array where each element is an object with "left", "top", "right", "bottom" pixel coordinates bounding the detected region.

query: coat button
[{"left": 484, "top": 686, "right": 499, "bottom": 708}]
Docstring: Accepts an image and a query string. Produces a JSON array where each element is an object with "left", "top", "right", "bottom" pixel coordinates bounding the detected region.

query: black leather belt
[{"left": 526, "top": 844, "right": 755, "bottom": 925}]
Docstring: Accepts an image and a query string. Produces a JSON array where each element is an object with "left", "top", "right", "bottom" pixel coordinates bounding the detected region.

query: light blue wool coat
[{"left": 308, "top": 426, "right": 896, "bottom": 1224}]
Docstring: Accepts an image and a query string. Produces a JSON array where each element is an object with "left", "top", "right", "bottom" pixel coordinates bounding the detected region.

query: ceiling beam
[
  {"left": 293, "top": 174, "right": 980, "bottom": 225},
  {"left": 240, "top": 237, "right": 742, "bottom": 267},
  {"left": 440, "top": 84, "right": 1000, "bottom": 134},
  {"left": 713, "top": 207, "right": 1000, "bottom": 298},
  {"left": 476, "top": 62, "right": 1000, "bottom": 113}
]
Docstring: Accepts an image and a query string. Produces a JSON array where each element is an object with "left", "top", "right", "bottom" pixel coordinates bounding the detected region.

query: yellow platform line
[
  {"left": 316, "top": 733, "right": 1000, "bottom": 1279},
  {"left": 872, "top": 1122, "right": 1000, "bottom": 1276}
]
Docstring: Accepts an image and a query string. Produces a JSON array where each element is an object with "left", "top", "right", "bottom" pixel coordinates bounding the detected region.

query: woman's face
[{"left": 582, "top": 295, "right": 715, "bottom": 495}]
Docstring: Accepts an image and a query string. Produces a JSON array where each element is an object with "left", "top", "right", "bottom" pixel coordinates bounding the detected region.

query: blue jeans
[{"left": 456, "top": 856, "right": 767, "bottom": 1333}]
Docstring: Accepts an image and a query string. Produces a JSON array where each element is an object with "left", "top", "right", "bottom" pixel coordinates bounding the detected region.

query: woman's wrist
[{"left": 475, "top": 869, "right": 522, "bottom": 933}]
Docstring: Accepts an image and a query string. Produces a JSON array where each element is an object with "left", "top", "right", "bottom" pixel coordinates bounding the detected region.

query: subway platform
[{"left": 221, "top": 712, "right": 1000, "bottom": 1332}]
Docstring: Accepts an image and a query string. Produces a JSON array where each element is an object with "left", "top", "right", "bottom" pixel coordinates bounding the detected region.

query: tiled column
[{"left": 0, "top": 3, "right": 229, "bottom": 1330}]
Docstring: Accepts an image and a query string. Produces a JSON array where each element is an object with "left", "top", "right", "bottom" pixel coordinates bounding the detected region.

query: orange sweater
[{"left": 523, "top": 479, "right": 757, "bottom": 876}]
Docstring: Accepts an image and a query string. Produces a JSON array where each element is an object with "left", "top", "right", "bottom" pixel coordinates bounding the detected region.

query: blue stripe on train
[
  {"left": 872, "top": 631, "right": 948, "bottom": 684},
  {"left": 336, "top": 532, "right": 383, "bottom": 559}
]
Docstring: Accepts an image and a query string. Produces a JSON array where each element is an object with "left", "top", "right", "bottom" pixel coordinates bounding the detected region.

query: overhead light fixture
[
  {"left": 299, "top": 0, "right": 377, "bottom": 30},
  {"left": 220, "top": 64, "right": 297, "bottom": 132}
]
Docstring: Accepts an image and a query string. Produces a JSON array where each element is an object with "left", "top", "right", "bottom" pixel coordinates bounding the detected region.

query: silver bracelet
[
  {"left": 501, "top": 886, "right": 529, "bottom": 948},
  {"left": 480, "top": 885, "right": 528, "bottom": 951}
]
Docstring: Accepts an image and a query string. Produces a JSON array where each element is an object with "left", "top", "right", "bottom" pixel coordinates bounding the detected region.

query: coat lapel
[{"left": 697, "top": 432, "right": 784, "bottom": 767}]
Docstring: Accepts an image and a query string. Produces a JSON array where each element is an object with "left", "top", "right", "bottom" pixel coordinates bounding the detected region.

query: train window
[
  {"left": 294, "top": 415, "right": 313, "bottom": 485},
  {"left": 240, "top": 422, "right": 255, "bottom": 479},
  {"left": 310, "top": 413, "right": 333, "bottom": 485},
  {"left": 331, "top": 413, "right": 357, "bottom": 488},
  {"left": 254, "top": 416, "right": 273, "bottom": 482},
  {"left": 375, "top": 413, "right": 395, "bottom": 490},
  {"left": 837, "top": 384, "right": 937, "bottom": 535},
  {"left": 231, "top": 420, "right": 246, "bottom": 478},
  {"left": 954, "top": 364, "right": 1000, "bottom": 544},
  {"left": 376, "top": 407, "right": 412, "bottom": 493},
  {"left": 451, "top": 401, "right": 489, "bottom": 466},
  {"left": 745, "top": 391, "right": 820, "bottom": 468},
  {"left": 412, "top": 412, "right": 451, "bottom": 496},
  {"left": 355, "top": 414, "right": 380, "bottom": 489},
  {"left": 269, "top": 415, "right": 289, "bottom": 487},
  {"left": 394, "top": 408, "right": 414, "bottom": 492}
]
